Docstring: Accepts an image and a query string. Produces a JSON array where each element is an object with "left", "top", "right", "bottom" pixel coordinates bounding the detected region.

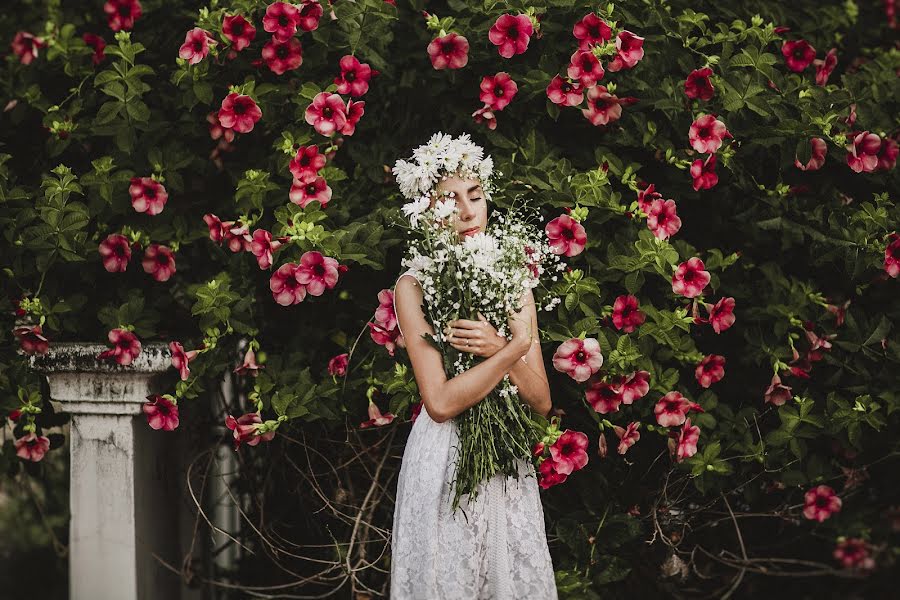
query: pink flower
[
  {"left": 549, "top": 430, "right": 589, "bottom": 475},
  {"left": 289, "top": 175, "right": 332, "bottom": 208},
  {"left": 339, "top": 98, "right": 365, "bottom": 136},
  {"left": 104, "top": 0, "right": 142, "bottom": 32},
  {"left": 15, "top": 433, "right": 51, "bottom": 462},
  {"left": 537, "top": 457, "right": 568, "bottom": 489},
  {"left": 296, "top": 250, "right": 341, "bottom": 296},
  {"left": 607, "top": 30, "right": 644, "bottom": 71},
  {"left": 142, "top": 243, "right": 176, "bottom": 282},
  {"left": 675, "top": 418, "right": 700, "bottom": 462},
  {"left": 270, "top": 262, "right": 307, "bottom": 305},
  {"left": 585, "top": 377, "right": 624, "bottom": 414},
  {"left": 572, "top": 13, "right": 612, "bottom": 50},
  {"left": 846, "top": 131, "right": 882, "bottom": 173},
  {"left": 262, "top": 36, "right": 302, "bottom": 74},
  {"left": 611, "top": 295, "right": 646, "bottom": 333},
  {"left": 646, "top": 198, "right": 682, "bottom": 240},
  {"left": 553, "top": 338, "right": 604, "bottom": 383},
  {"left": 82, "top": 33, "right": 107, "bottom": 65},
  {"left": 545, "top": 214, "right": 587, "bottom": 257},
  {"left": 781, "top": 39, "right": 816, "bottom": 72},
  {"left": 207, "top": 112, "right": 235, "bottom": 142},
  {"left": 546, "top": 75, "right": 584, "bottom": 107},
  {"left": 360, "top": 401, "right": 396, "bottom": 428},
  {"left": 142, "top": 394, "right": 179, "bottom": 431},
  {"left": 833, "top": 538, "right": 875, "bottom": 571},
  {"left": 304, "top": 92, "right": 348, "bottom": 137},
  {"left": 97, "top": 328, "right": 142, "bottom": 365},
  {"left": 684, "top": 67, "right": 714, "bottom": 100},
  {"left": 488, "top": 13, "right": 534, "bottom": 58},
  {"left": 479, "top": 72, "right": 518, "bottom": 111},
  {"left": 620, "top": 370, "right": 650, "bottom": 404},
  {"left": 328, "top": 353, "right": 349, "bottom": 377},
  {"left": 690, "top": 154, "right": 719, "bottom": 190},
  {"left": 13, "top": 325, "right": 49, "bottom": 355},
  {"left": 289, "top": 145, "right": 327, "bottom": 181},
  {"left": 222, "top": 14, "right": 256, "bottom": 51},
  {"left": 427, "top": 32, "right": 469, "bottom": 70},
  {"left": 335, "top": 54, "right": 373, "bottom": 96},
  {"left": 705, "top": 297, "right": 736, "bottom": 333},
  {"left": 471, "top": 105, "right": 497, "bottom": 130},
  {"left": 654, "top": 391, "right": 693, "bottom": 427},
  {"left": 671, "top": 257, "right": 710, "bottom": 298},
  {"left": 764, "top": 372, "right": 793, "bottom": 406},
  {"left": 814, "top": 48, "right": 838, "bottom": 85},
  {"left": 884, "top": 234, "right": 900, "bottom": 278},
  {"left": 637, "top": 183, "right": 663, "bottom": 215},
  {"left": 567, "top": 49, "right": 605, "bottom": 88},
  {"left": 410, "top": 401, "right": 423, "bottom": 422},
  {"left": 169, "top": 341, "right": 199, "bottom": 381},
  {"left": 613, "top": 421, "right": 641, "bottom": 454},
  {"left": 250, "top": 229, "right": 282, "bottom": 269},
  {"left": 876, "top": 137, "right": 898, "bottom": 172},
  {"left": 689, "top": 114, "right": 732, "bottom": 154},
  {"left": 224, "top": 221, "right": 252, "bottom": 252},
  {"left": 99, "top": 233, "right": 132, "bottom": 272},
  {"left": 795, "top": 137, "right": 828, "bottom": 171},
  {"left": 225, "top": 413, "right": 275, "bottom": 449},
  {"left": 297, "top": 0, "right": 324, "bottom": 32},
  {"left": 218, "top": 93, "right": 262, "bottom": 134},
  {"left": 581, "top": 85, "right": 623, "bottom": 126},
  {"left": 178, "top": 28, "right": 215, "bottom": 65},
  {"left": 695, "top": 354, "right": 726, "bottom": 388},
  {"left": 10, "top": 31, "right": 45, "bottom": 65},
  {"left": 368, "top": 321, "right": 403, "bottom": 356},
  {"left": 234, "top": 346, "right": 264, "bottom": 377},
  {"left": 263, "top": 1, "right": 300, "bottom": 41},
  {"left": 597, "top": 432, "right": 608, "bottom": 458},
  {"left": 802, "top": 485, "right": 842, "bottom": 522},
  {"left": 129, "top": 177, "right": 168, "bottom": 215},
  {"left": 374, "top": 289, "right": 398, "bottom": 330}
]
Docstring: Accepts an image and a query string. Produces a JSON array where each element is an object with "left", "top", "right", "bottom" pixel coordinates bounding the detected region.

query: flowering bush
[{"left": 1, "top": 0, "right": 898, "bottom": 597}]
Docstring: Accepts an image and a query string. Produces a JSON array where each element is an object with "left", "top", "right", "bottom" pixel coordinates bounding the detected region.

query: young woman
[{"left": 389, "top": 139, "right": 558, "bottom": 599}]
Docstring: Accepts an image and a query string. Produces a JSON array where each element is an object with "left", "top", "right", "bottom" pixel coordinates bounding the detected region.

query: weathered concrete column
[{"left": 28, "top": 342, "right": 186, "bottom": 600}]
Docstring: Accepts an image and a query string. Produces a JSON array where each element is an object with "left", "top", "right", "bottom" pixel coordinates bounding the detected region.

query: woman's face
[{"left": 431, "top": 174, "right": 488, "bottom": 240}]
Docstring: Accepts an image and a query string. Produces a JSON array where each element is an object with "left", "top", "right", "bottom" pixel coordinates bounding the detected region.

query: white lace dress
[{"left": 389, "top": 270, "right": 558, "bottom": 599}]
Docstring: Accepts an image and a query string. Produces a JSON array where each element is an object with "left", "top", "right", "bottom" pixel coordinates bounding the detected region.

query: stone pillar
[{"left": 28, "top": 342, "right": 190, "bottom": 600}]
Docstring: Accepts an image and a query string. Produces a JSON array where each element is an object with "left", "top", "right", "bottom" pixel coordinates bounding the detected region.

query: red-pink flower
[
  {"left": 553, "top": 337, "right": 604, "bottom": 382},
  {"left": 545, "top": 214, "right": 587, "bottom": 257},
  {"left": 833, "top": 538, "right": 876, "bottom": 571},
  {"left": 684, "top": 67, "right": 714, "bottom": 100},
  {"left": 814, "top": 48, "right": 838, "bottom": 85},
  {"left": 488, "top": 13, "right": 534, "bottom": 58},
  {"left": 802, "top": 484, "right": 842, "bottom": 522},
  {"left": 289, "top": 145, "right": 326, "bottom": 181},
  {"left": 222, "top": 14, "right": 256, "bottom": 51},
  {"left": 263, "top": 1, "right": 300, "bottom": 41},
  {"left": 207, "top": 112, "right": 236, "bottom": 142},
  {"left": 613, "top": 421, "right": 640, "bottom": 454},
  {"left": 876, "top": 137, "right": 898, "bottom": 172},
  {"left": 82, "top": 33, "right": 107, "bottom": 65},
  {"left": 671, "top": 257, "right": 710, "bottom": 298},
  {"left": 179, "top": 28, "right": 215, "bottom": 65},
  {"left": 795, "top": 137, "right": 828, "bottom": 171},
  {"left": 340, "top": 98, "right": 365, "bottom": 136},
  {"left": 472, "top": 105, "right": 498, "bottom": 130},
  {"left": 374, "top": 289, "right": 398, "bottom": 330},
  {"left": 368, "top": 321, "right": 403, "bottom": 356},
  {"left": 224, "top": 221, "right": 252, "bottom": 252},
  {"left": 298, "top": 0, "right": 324, "bottom": 31},
  {"left": 611, "top": 295, "right": 646, "bottom": 333},
  {"left": 585, "top": 377, "right": 624, "bottom": 414},
  {"left": 15, "top": 433, "right": 50, "bottom": 462},
  {"left": 845, "top": 131, "right": 882, "bottom": 173},
  {"left": 884, "top": 234, "right": 900, "bottom": 278},
  {"left": 705, "top": 296, "right": 736, "bottom": 333},
  {"left": 646, "top": 198, "right": 682, "bottom": 240},
  {"left": 169, "top": 341, "right": 199, "bottom": 381},
  {"left": 572, "top": 13, "right": 612, "bottom": 50},
  {"left": 142, "top": 243, "right": 176, "bottom": 282},
  {"left": 781, "top": 39, "right": 816, "bottom": 72},
  {"left": 304, "top": 92, "right": 347, "bottom": 136},
  {"left": 234, "top": 346, "right": 264, "bottom": 376},
  {"left": 99, "top": 233, "right": 132, "bottom": 272},
  {"left": 360, "top": 401, "right": 396, "bottom": 428},
  {"left": 607, "top": 30, "right": 645, "bottom": 71},
  {"left": 427, "top": 32, "right": 469, "bottom": 70},
  {"left": 567, "top": 49, "right": 605, "bottom": 88},
  {"left": 637, "top": 183, "right": 663, "bottom": 215},
  {"left": 690, "top": 154, "right": 719, "bottom": 190},
  {"left": 129, "top": 177, "right": 168, "bottom": 215},
  {"left": 410, "top": 401, "right": 423, "bottom": 422},
  {"left": 13, "top": 325, "right": 50, "bottom": 355},
  {"left": 296, "top": 250, "right": 340, "bottom": 296},
  {"left": 225, "top": 412, "right": 275, "bottom": 449},
  {"left": 328, "top": 353, "right": 349, "bottom": 377},
  {"left": 289, "top": 176, "right": 332, "bottom": 208},
  {"left": 11, "top": 31, "right": 45, "bottom": 65},
  {"left": 582, "top": 85, "right": 623, "bottom": 126},
  {"left": 218, "top": 93, "right": 262, "bottom": 134},
  {"left": 549, "top": 430, "right": 589, "bottom": 475},
  {"left": 537, "top": 457, "right": 568, "bottom": 489},
  {"left": 620, "top": 371, "right": 650, "bottom": 404},
  {"left": 270, "top": 262, "right": 307, "bottom": 305},
  {"left": 689, "top": 114, "right": 732, "bottom": 154},
  {"left": 695, "top": 354, "right": 726, "bottom": 388},
  {"left": 97, "top": 327, "right": 142, "bottom": 365},
  {"left": 250, "top": 229, "right": 282, "bottom": 269},
  {"left": 262, "top": 36, "right": 302, "bottom": 74},
  {"left": 654, "top": 391, "right": 693, "bottom": 427},
  {"left": 546, "top": 75, "right": 584, "bottom": 107},
  {"left": 334, "top": 54, "right": 373, "bottom": 96},
  {"left": 142, "top": 394, "right": 180, "bottom": 431},
  {"left": 764, "top": 372, "right": 793, "bottom": 406},
  {"left": 479, "top": 72, "right": 518, "bottom": 111},
  {"left": 104, "top": 0, "right": 142, "bottom": 32},
  {"left": 675, "top": 418, "right": 700, "bottom": 462}
]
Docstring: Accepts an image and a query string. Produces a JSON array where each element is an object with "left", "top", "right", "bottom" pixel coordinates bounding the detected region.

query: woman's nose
[{"left": 458, "top": 199, "right": 475, "bottom": 219}]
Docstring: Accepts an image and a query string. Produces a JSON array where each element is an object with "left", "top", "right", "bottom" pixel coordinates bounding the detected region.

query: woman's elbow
[{"left": 421, "top": 393, "right": 450, "bottom": 423}]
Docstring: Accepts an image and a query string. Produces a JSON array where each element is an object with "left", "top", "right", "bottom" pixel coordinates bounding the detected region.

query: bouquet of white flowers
[{"left": 399, "top": 194, "right": 565, "bottom": 510}]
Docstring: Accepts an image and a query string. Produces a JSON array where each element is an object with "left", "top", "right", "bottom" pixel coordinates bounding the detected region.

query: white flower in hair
[{"left": 392, "top": 131, "right": 497, "bottom": 201}]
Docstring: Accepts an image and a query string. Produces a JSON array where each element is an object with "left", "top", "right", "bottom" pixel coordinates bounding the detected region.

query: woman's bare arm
[
  {"left": 507, "top": 290, "right": 552, "bottom": 417},
  {"left": 394, "top": 274, "right": 531, "bottom": 423}
]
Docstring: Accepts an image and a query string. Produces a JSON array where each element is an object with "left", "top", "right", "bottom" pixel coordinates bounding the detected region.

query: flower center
[
  {"left": 232, "top": 22, "right": 244, "bottom": 35},
  {"left": 279, "top": 15, "right": 289, "bottom": 26}
]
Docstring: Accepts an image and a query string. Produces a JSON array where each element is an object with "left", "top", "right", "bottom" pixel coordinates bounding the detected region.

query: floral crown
[{"left": 391, "top": 132, "right": 499, "bottom": 203}]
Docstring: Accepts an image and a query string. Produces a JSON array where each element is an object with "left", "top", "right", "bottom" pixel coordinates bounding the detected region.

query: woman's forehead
[{"left": 436, "top": 175, "right": 482, "bottom": 194}]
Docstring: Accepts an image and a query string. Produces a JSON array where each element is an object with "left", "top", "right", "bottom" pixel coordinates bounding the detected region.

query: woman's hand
[{"left": 445, "top": 312, "right": 507, "bottom": 358}]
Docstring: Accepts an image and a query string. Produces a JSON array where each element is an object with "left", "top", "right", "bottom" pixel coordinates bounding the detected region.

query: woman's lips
[{"left": 461, "top": 226, "right": 480, "bottom": 236}]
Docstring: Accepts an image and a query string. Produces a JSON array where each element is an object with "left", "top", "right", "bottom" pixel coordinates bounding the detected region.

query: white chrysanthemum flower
[
  {"left": 433, "top": 198, "right": 457, "bottom": 220},
  {"left": 401, "top": 196, "right": 432, "bottom": 225},
  {"left": 463, "top": 232, "right": 501, "bottom": 271}
]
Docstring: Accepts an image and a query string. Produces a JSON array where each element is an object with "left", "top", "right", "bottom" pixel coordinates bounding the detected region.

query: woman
[{"left": 389, "top": 137, "right": 559, "bottom": 598}]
